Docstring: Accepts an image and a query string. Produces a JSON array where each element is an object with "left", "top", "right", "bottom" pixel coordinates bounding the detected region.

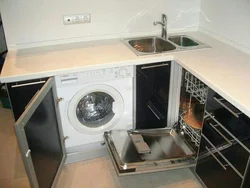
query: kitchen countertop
[{"left": 1, "top": 31, "right": 250, "bottom": 118}]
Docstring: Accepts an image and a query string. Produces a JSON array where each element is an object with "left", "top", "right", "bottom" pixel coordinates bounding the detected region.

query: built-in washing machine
[{"left": 55, "top": 66, "right": 134, "bottom": 152}]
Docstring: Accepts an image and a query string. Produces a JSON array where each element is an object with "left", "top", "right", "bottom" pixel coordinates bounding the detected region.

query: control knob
[{"left": 118, "top": 68, "right": 128, "bottom": 77}]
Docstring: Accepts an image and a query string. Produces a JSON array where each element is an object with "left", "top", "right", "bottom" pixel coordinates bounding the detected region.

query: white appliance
[{"left": 55, "top": 66, "right": 134, "bottom": 150}]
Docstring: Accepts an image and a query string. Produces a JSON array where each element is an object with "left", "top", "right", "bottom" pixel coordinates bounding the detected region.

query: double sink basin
[{"left": 123, "top": 35, "right": 210, "bottom": 56}]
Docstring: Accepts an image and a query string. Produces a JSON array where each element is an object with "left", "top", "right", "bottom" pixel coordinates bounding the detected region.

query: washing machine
[{"left": 55, "top": 66, "right": 134, "bottom": 150}]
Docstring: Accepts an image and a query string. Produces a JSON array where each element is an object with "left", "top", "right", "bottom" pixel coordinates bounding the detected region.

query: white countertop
[{"left": 1, "top": 31, "right": 250, "bottom": 118}]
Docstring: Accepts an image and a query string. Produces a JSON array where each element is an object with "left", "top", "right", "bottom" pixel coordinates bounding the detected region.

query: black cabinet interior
[
  {"left": 136, "top": 61, "right": 171, "bottom": 129},
  {"left": 7, "top": 78, "right": 48, "bottom": 120}
]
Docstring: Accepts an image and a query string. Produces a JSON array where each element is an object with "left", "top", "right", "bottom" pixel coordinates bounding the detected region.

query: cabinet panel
[
  {"left": 202, "top": 118, "right": 250, "bottom": 176},
  {"left": 205, "top": 90, "right": 250, "bottom": 142},
  {"left": 242, "top": 156, "right": 250, "bottom": 188},
  {"left": 15, "top": 78, "right": 66, "bottom": 188},
  {"left": 7, "top": 78, "right": 48, "bottom": 120},
  {"left": 136, "top": 62, "right": 171, "bottom": 129},
  {"left": 196, "top": 88, "right": 250, "bottom": 188},
  {"left": 196, "top": 137, "right": 243, "bottom": 188}
]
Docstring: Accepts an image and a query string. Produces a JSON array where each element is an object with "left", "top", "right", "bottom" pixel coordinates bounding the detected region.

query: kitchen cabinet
[
  {"left": 7, "top": 78, "right": 48, "bottom": 120},
  {"left": 196, "top": 89, "right": 250, "bottom": 188},
  {"left": 135, "top": 61, "right": 171, "bottom": 129},
  {"left": 14, "top": 78, "right": 66, "bottom": 188},
  {"left": 7, "top": 62, "right": 250, "bottom": 187}
]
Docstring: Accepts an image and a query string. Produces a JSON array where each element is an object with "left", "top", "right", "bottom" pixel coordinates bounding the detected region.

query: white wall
[
  {"left": 0, "top": 0, "right": 200, "bottom": 48},
  {"left": 200, "top": 0, "right": 250, "bottom": 51}
]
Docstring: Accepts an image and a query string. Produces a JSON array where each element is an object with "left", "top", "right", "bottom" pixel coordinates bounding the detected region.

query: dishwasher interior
[{"left": 104, "top": 65, "right": 209, "bottom": 175}]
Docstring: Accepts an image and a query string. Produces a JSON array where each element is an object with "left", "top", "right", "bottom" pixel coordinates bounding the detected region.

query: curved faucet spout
[{"left": 154, "top": 14, "right": 167, "bottom": 40}]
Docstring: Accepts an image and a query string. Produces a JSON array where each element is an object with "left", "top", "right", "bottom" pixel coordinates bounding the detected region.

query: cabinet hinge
[
  {"left": 63, "top": 136, "right": 69, "bottom": 143},
  {"left": 56, "top": 97, "right": 64, "bottom": 106},
  {"left": 25, "top": 149, "right": 31, "bottom": 157}
]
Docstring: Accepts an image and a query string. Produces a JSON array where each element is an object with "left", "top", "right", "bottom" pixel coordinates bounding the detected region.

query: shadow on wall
[{"left": 0, "top": 12, "right": 8, "bottom": 73}]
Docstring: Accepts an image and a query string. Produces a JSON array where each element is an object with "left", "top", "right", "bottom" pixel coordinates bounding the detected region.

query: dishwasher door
[{"left": 104, "top": 128, "right": 196, "bottom": 176}]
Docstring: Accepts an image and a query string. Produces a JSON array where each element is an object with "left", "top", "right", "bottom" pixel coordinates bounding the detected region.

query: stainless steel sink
[
  {"left": 129, "top": 37, "right": 176, "bottom": 53},
  {"left": 168, "top": 35, "right": 199, "bottom": 47},
  {"left": 123, "top": 37, "right": 176, "bottom": 56},
  {"left": 122, "top": 35, "right": 210, "bottom": 56}
]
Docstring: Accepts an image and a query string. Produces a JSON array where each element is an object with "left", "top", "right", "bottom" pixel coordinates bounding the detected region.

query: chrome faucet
[{"left": 153, "top": 14, "right": 167, "bottom": 40}]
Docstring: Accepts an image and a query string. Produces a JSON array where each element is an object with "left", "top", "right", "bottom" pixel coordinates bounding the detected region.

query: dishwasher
[{"left": 104, "top": 62, "right": 209, "bottom": 175}]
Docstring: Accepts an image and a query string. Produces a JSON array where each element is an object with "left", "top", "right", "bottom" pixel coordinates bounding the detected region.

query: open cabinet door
[{"left": 14, "top": 78, "right": 66, "bottom": 188}]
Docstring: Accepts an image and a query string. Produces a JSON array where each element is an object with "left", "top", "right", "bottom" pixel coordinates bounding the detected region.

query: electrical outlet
[
  {"left": 63, "top": 14, "right": 91, "bottom": 25},
  {"left": 63, "top": 16, "right": 73, "bottom": 25},
  {"left": 81, "top": 14, "right": 90, "bottom": 23}
]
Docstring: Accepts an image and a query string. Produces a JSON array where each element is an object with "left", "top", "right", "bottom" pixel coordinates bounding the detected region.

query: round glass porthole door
[
  {"left": 76, "top": 92, "right": 115, "bottom": 127},
  {"left": 68, "top": 85, "right": 124, "bottom": 134}
]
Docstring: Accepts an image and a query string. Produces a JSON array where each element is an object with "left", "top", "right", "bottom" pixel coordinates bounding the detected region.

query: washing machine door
[{"left": 68, "top": 84, "right": 124, "bottom": 134}]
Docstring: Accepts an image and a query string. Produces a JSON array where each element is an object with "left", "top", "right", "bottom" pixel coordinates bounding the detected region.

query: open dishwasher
[{"left": 104, "top": 62, "right": 209, "bottom": 175}]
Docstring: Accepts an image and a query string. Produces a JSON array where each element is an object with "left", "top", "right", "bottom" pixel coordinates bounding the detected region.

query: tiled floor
[
  {"left": 57, "top": 157, "right": 202, "bottom": 188},
  {"left": 0, "top": 104, "right": 29, "bottom": 188},
  {"left": 0, "top": 103, "right": 202, "bottom": 188}
]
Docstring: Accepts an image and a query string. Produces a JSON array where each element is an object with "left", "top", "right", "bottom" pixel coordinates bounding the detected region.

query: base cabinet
[
  {"left": 196, "top": 138, "right": 243, "bottom": 188},
  {"left": 195, "top": 88, "right": 250, "bottom": 188},
  {"left": 7, "top": 66, "right": 250, "bottom": 188},
  {"left": 7, "top": 78, "right": 48, "bottom": 120},
  {"left": 136, "top": 61, "right": 171, "bottom": 129}
]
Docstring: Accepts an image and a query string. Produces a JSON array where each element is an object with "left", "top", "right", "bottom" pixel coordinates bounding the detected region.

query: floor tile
[
  {"left": 0, "top": 135, "right": 17, "bottom": 157},
  {"left": 13, "top": 151, "right": 27, "bottom": 179},
  {"left": 56, "top": 163, "right": 78, "bottom": 188},
  {"left": 0, "top": 154, "right": 15, "bottom": 179},
  {"left": 159, "top": 179, "right": 202, "bottom": 188},
  {"left": 0, "top": 178, "right": 12, "bottom": 188},
  {"left": 12, "top": 177, "right": 30, "bottom": 188},
  {"left": 56, "top": 157, "right": 203, "bottom": 188},
  {"left": 0, "top": 106, "right": 16, "bottom": 157}
]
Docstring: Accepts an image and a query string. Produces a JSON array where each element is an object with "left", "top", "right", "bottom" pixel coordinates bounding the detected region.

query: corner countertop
[{"left": 1, "top": 31, "right": 250, "bottom": 118}]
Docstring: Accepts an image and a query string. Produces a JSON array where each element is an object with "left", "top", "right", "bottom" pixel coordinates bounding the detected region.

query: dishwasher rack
[
  {"left": 179, "top": 71, "right": 208, "bottom": 147},
  {"left": 185, "top": 71, "right": 208, "bottom": 104},
  {"left": 179, "top": 111, "right": 201, "bottom": 147}
]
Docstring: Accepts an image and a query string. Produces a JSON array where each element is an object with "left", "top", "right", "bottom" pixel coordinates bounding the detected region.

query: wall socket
[{"left": 63, "top": 14, "right": 91, "bottom": 25}]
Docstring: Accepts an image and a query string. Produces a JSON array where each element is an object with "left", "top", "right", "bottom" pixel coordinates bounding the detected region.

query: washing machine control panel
[
  {"left": 85, "top": 70, "right": 104, "bottom": 77},
  {"left": 55, "top": 66, "right": 133, "bottom": 87},
  {"left": 116, "top": 67, "right": 128, "bottom": 77}
]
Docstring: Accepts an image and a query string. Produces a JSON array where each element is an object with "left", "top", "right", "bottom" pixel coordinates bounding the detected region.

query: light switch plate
[{"left": 63, "top": 14, "right": 91, "bottom": 25}]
